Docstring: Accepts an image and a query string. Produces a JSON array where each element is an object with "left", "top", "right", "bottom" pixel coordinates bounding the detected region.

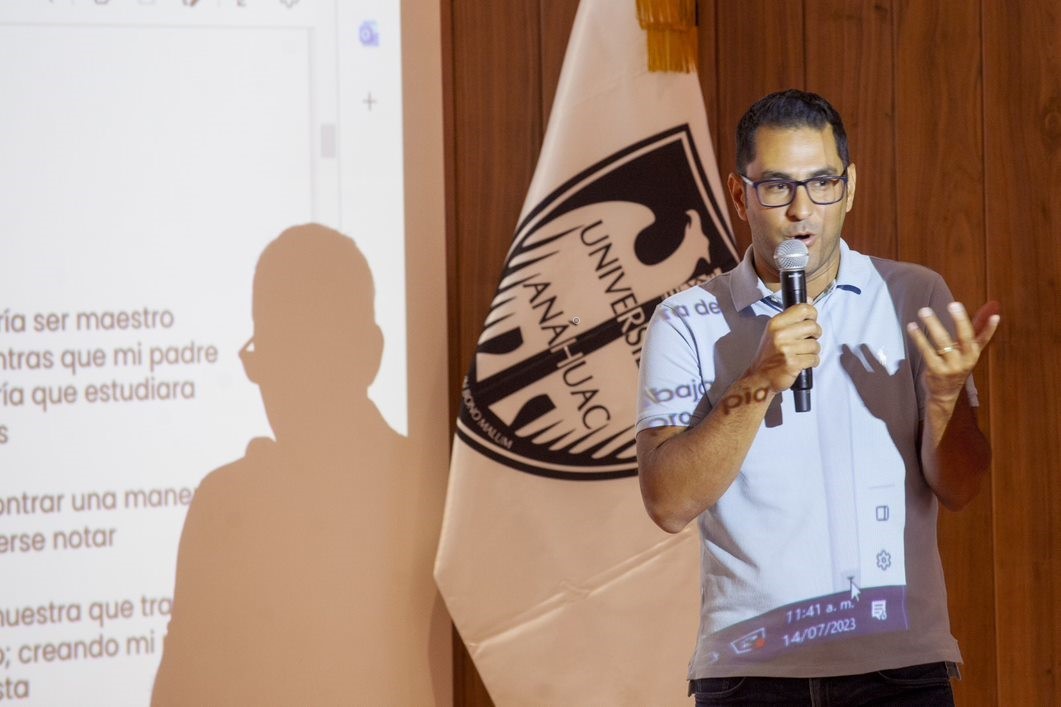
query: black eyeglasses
[{"left": 741, "top": 170, "right": 849, "bottom": 208}]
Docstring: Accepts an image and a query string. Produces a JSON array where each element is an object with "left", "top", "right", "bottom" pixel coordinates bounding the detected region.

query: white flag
[{"left": 435, "top": 1, "right": 738, "bottom": 704}]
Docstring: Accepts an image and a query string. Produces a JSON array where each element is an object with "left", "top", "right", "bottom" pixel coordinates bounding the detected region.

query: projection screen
[{"left": 0, "top": 1, "right": 450, "bottom": 704}]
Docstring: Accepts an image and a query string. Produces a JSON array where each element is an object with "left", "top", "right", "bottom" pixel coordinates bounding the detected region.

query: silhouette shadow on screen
[{"left": 152, "top": 224, "right": 413, "bottom": 706}]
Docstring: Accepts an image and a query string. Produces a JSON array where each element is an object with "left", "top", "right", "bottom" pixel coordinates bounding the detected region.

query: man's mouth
[{"left": 788, "top": 233, "right": 816, "bottom": 247}]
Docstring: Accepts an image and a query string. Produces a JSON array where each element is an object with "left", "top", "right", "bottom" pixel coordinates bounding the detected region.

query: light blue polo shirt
[{"left": 637, "top": 240, "right": 970, "bottom": 678}]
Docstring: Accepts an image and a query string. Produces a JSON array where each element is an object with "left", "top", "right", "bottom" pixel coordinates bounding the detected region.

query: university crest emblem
[{"left": 457, "top": 125, "right": 738, "bottom": 479}]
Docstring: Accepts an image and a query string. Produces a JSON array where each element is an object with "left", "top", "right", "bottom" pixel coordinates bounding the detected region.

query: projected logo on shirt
[{"left": 456, "top": 126, "right": 738, "bottom": 480}]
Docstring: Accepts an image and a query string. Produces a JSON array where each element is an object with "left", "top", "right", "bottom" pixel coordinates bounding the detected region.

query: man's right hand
[
  {"left": 749, "top": 303, "right": 822, "bottom": 392},
  {"left": 638, "top": 302, "right": 823, "bottom": 531}
]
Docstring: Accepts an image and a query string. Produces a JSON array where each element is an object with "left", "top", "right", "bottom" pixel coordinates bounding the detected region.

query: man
[{"left": 635, "top": 90, "right": 999, "bottom": 704}]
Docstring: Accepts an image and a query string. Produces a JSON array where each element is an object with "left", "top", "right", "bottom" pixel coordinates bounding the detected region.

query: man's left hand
[{"left": 906, "top": 300, "right": 1001, "bottom": 403}]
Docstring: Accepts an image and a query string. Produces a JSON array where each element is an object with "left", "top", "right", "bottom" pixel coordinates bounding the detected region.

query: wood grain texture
[
  {"left": 893, "top": 3, "right": 997, "bottom": 704},
  {"left": 539, "top": 0, "right": 581, "bottom": 127},
  {"left": 441, "top": 1, "right": 487, "bottom": 700},
  {"left": 983, "top": 0, "right": 1060, "bottom": 702},
  {"left": 442, "top": 0, "right": 461, "bottom": 428},
  {"left": 451, "top": 628, "right": 492, "bottom": 707},
  {"left": 448, "top": 2, "right": 543, "bottom": 705},
  {"left": 893, "top": 0, "right": 985, "bottom": 286},
  {"left": 805, "top": 0, "right": 897, "bottom": 261},
  {"left": 451, "top": 0, "right": 542, "bottom": 379},
  {"left": 715, "top": 0, "right": 804, "bottom": 253},
  {"left": 697, "top": 0, "right": 719, "bottom": 159}
]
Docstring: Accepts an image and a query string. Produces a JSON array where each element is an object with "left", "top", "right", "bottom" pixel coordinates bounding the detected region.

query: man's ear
[
  {"left": 844, "top": 163, "right": 857, "bottom": 213},
  {"left": 727, "top": 172, "right": 749, "bottom": 222}
]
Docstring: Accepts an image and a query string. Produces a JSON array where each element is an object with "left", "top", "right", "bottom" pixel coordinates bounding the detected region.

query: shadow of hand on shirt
[{"left": 839, "top": 343, "right": 915, "bottom": 456}]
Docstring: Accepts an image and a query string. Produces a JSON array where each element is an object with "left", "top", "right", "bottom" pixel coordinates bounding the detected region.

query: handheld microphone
[{"left": 773, "top": 239, "right": 812, "bottom": 412}]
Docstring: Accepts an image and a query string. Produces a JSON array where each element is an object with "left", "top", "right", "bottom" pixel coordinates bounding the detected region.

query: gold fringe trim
[{"left": 636, "top": 0, "right": 698, "bottom": 73}]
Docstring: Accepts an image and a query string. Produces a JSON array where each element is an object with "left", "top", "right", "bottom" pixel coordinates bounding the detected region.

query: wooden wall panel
[
  {"left": 539, "top": 0, "right": 581, "bottom": 126},
  {"left": 697, "top": 0, "right": 720, "bottom": 160},
  {"left": 441, "top": 0, "right": 462, "bottom": 429},
  {"left": 893, "top": 3, "right": 997, "bottom": 704},
  {"left": 450, "top": 0, "right": 543, "bottom": 375},
  {"left": 715, "top": 0, "right": 804, "bottom": 252},
  {"left": 443, "top": 1, "right": 1059, "bottom": 704},
  {"left": 983, "top": 0, "right": 1060, "bottom": 701},
  {"left": 893, "top": 1, "right": 986, "bottom": 286},
  {"left": 447, "top": 4, "right": 544, "bottom": 704},
  {"left": 805, "top": 0, "right": 897, "bottom": 261}
]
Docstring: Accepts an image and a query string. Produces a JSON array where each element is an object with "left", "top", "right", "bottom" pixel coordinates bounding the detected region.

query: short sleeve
[{"left": 635, "top": 303, "right": 711, "bottom": 432}]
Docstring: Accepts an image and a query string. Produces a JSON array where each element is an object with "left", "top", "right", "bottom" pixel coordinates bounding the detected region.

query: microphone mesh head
[{"left": 773, "top": 239, "right": 809, "bottom": 272}]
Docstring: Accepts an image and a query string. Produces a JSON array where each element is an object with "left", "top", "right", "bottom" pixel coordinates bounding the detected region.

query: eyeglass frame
[{"left": 739, "top": 169, "right": 850, "bottom": 208}]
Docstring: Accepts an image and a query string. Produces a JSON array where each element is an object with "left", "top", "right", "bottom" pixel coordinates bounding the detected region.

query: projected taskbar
[{"left": 701, "top": 585, "right": 909, "bottom": 668}]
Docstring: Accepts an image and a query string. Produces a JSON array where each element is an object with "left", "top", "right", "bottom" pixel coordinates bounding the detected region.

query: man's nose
[{"left": 786, "top": 184, "right": 814, "bottom": 220}]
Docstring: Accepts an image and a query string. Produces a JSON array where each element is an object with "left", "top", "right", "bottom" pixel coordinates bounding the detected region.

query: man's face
[{"left": 727, "top": 125, "right": 856, "bottom": 295}]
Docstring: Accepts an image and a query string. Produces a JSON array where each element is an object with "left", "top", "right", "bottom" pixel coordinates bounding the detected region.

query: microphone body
[{"left": 774, "top": 240, "right": 812, "bottom": 412}]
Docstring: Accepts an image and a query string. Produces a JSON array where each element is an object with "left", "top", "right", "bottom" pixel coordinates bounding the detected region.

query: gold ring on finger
[{"left": 936, "top": 345, "right": 956, "bottom": 355}]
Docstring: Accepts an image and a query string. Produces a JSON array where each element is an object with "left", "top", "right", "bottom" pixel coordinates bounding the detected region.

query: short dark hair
[{"left": 736, "top": 89, "right": 850, "bottom": 173}]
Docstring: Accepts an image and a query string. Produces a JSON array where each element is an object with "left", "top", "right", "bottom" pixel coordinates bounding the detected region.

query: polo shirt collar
[{"left": 729, "top": 239, "right": 869, "bottom": 311}]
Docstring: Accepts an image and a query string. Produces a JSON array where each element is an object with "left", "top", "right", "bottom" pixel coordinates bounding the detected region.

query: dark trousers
[{"left": 689, "top": 662, "right": 957, "bottom": 706}]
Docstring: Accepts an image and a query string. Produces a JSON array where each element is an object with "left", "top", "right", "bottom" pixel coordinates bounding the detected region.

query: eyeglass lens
[{"left": 756, "top": 177, "right": 845, "bottom": 207}]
